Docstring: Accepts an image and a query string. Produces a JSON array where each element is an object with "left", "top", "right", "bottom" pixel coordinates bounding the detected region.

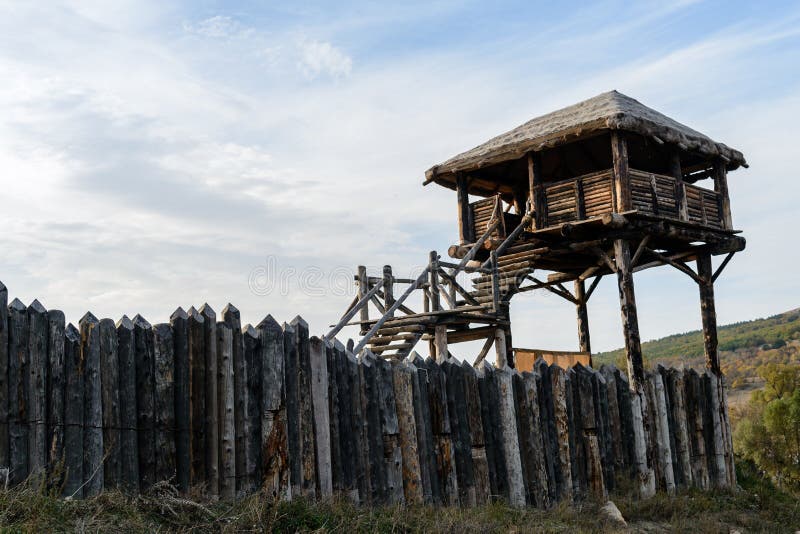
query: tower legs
[
  {"left": 613, "top": 239, "right": 644, "bottom": 392},
  {"left": 574, "top": 279, "right": 591, "bottom": 362},
  {"left": 696, "top": 253, "right": 720, "bottom": 374}
]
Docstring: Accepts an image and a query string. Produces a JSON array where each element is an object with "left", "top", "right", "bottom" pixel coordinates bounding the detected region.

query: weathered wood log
[
  {"left": 216, "top": 322, "right": 236, "bottom": 500},
  {"left": 170, "top": 308, "right": 190, "bottom": 494},
  {"left": 99, "top": 318, "right": 121, "bottom": 488},
  {"left": 494, "top": 364, "right": 525, "bottom": 507},
  {"left": 643, "top": 374, "right": 661, "bottom": 489},
  {"left": 550, "top": 365, "right": 573, "bottom": 503},
  {"left": 630, "top": 386, "right": 656, "bottom": 498},
  {"left": 512, "top": 371, "right": 536, "bottom": 507},
  {"left": 594, "top": 370, "right": 615, "bottom": 491},
  {"left": 187, "top": 307, "right": 206, "bottom": 488},
  {"left": 651, "top": 371, "right": 675, "bottom": 494},
  {"left": 696, "top": 254, "right": 720, "bottom": 374},
  {"left": 424, "top": 357, "right": 459, "bottom": 505},
  {"left": 116, "top": 316, "right": 138, "bottom": 493},
  {"left": 153, "top": 323, "right": 176, "bottom": 485},
  {"left": 27, "top": 299, "right": 48, "bottom": 479},
  {"left": 522, "top": 371, "right": 549, "bottom": 508},
  {"left": 133, "top": 314, "right": 155, "bottom": 492},
  {"left": 461, "top": 361, "right": 490, "bottom": 505},
  {"left": 614, "top": 239, "right": 644, "bottom": 392},
  {"left": 574, "top": 280, "right": 590, "bottom": 355},
  {"left": 611, "top": 131, "right": 631, "bottom": 211},
  {"left": 46, "top": 309, "right": 65, "bottom": 480},
  {"left": 348, "top": 347, "right": 367, "bottom": 503},
  {"left": 613, "top": 368, "right": 636, "bottom": 473},
  {"left": 243, "top": 324, "right": 262, "bottom": 493},
  {"left": 222, "top": 304, "right": 248, "bottom": 496},
  {"left": 393, "top": 360, "right": 422, "bottom": 504},
  {"left": 443, "top": 358, "right": 475, "bottom": 506},
  {"left": 477, "top": 361, "right": 506, "bottom": 501},
  {"left": 534, "top": 358, "right": 558, "bottom": 503},
  {"left": 256, "top": 315, "right": 289, "bottom": 500},
  {"left": 360, "top": 350, "right": 386, "bottom": 504},
  {"left": 0, "top": 283, "right": 7, "bottom": 473},
  {"left": 408, "top": 353, "right": 437, "bottom": 504},
  {"left": 63, "top": 323, "right": 83, "bottom": 497},
  {"left": 657, "top": 366, "right": 679, "bottom": 488},
  {"left": 283, "top": 321, "right": 301, "bottom": 497},
  {"left": 7, "top": 299, "right": 28, "bottom": 486},
  {"left": 327, "top": 342, "right": 343, "bottom": 496},
  {"left": 575, "top": 365, "right": 606, "bottom": 501},
  {"left": 703, "top": 371, "right": 728, "bottom": 488},
  {"left": 718, "top": 374, "right": 736, "bottom": 488},
  {"left": 565, "top": 367, "right": 581, "bottom": 498},
  {"left": 199, "top": 304, "right": 219, "bottom": 498},
  {"left": 666, "top": 368, "right": 692, "bottom": 487},
  {"left": 376, "top": 356, "right": 403, "bottom": 504},
  {"left": 309, "top": 336, "right": 333, "bottom": 498},
  {"left": 81, "top": 312, "right": 103, "bottom": 496},
  {"left": 683, "top": 369, "right": 710, "bottom": 489},
  {"left": 600, "top": 365, "right": 624, "bottom": 471},
  {"left": 293, "top": 316, "right": 317, "bottom": 499}
]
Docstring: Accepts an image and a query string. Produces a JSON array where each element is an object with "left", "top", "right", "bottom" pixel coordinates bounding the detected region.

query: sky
[{"left": 1, "top": 0, "right": 799, "bottom": 358}]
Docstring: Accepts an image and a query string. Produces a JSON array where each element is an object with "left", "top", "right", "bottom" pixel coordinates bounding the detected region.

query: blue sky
[{"left": 1, "top": 0, "right": 799, "bottom": 357}]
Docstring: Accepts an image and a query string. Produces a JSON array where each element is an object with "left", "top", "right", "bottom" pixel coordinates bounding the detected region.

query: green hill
[{"left": 595, "top": 308, "right": 800, "bottom": 390}]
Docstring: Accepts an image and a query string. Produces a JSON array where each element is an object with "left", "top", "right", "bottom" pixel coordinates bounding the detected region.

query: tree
[{"left": 735, "top": 366, "right": 800, "bottom": 492}]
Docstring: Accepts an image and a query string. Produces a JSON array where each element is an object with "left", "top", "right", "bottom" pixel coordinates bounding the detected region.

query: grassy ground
[{"left": 1, "top": 463, "right": 798, "bottom": 533}]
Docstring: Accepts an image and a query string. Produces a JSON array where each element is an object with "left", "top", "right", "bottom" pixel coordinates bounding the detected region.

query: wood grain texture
[
  {"left": 45, "top": 309, "right": 65, "bottom": 478},
  {"left": 63, "top": 323, "right": 83, "bottom": 497},
  {"left": 133, "top": 315, "right": 155, "bottom": 492},
  {"left": 99, "top": 318, "right": 120, "bottom": 487},
  {"left": 81, "top": 312, "right": 104, "bottom": 496},
  {"left": 116, "top": 316, "right": 139, "bottom": 493},
  {"left": 27, "top": 300, "right": 48, "bottom": 478},
  {"left": 170, "top": 308, "right": 190, "bottom": 494},
  {"left": 153, "top": 323, "right": 176, "bottom": 484}
]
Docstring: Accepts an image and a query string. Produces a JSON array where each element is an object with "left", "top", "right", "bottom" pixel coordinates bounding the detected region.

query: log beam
[
  {"left": 696, "top": 254, "right": 720, "bottom": 374},
  {"left": 614, "top": 239, "right": 644, "bottom": 392},
  {"left": 574, "top": 279, "right": 591, "bottom": 358}
]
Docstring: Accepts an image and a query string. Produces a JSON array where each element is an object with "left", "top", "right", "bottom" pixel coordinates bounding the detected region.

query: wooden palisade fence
[{"left": 0, "top": 281, "right": 735, "bottom": 505}]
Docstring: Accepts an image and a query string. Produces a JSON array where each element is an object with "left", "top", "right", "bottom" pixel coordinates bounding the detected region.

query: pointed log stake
[
  {"left": 216, "top": 322, "right": 235, "bottom": 500},
  {"left": 170, "top": 308, "right": 190, "bottom": 494},
  {"left": 63, "top": 323, "right": 83, "bottom": 497},
  {"left": 243, "top": 324, "right": 262, "bottom": 493},
  {"left": 393, "top": 361, "right": 422, "bottom": 504},
  {"left": 199, "top": 304, "right": 219, "bottom": 498},
  {"left": 293, "top": 316, "right": 317, "bottom": 499},
  {"left": 133, "top": 314, "right": 155, "bottom": 491},
  {"left": 99, "top": 318, "right": 121, "bottom": 488},
  {"left": 495, "top": 365, "right": 525, "bottom": 507},
  {"left": 0, "top": 282, "right": 7, "bottom": 472},
  {"left": 187, "top": 306, "right": 206, "bottom": 487},
  {"left": 79, "top": 312, "right": 103, "bottom": 496},
  {"left": 116, "top": 316, "right": 139, "bottom": 493},
  {"left": 46, "top": 309, "right": 66, "bottom": 480},
  {"left": 153, "top": 323, "right": 176, "bottom": 484},
  {"left": 27, "top": 299, "right": 48, "bottom": 479},
  {"left": 223, "top": 304, "right": 248, "bottom": 496},
  {"left": 309, "top": 337, "right": 333, "bottom": 498},
  {"left": 257, "top": 315, "right": 289, "bottom": 500},
  {"left": 7, "top": 299, "right": 28, "bottom": 486}
]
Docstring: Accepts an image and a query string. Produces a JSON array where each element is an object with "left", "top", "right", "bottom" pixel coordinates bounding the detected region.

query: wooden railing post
[
  {"left": 712, "top": 160, "right": 733, "bottom": 230},
  {"left": 490, "top": 250, "right": 500, "bottom": 313},
  {"left": 357, "top": 266, "right": 369, "bottom": 335},
  {"left": 428, "top": 251, "right": 440, "bottom": 312},
  {"left": 383, "top": 265, "right": 394, "bottom": 319},
  {"left": 611, "top": 132, "right": 631, "bottom": 212},
  {"left": 528, "top": 152, "right": 546, "bottom": 229},
  {"left": 669, "top": 149, "right": 689, "bottom": 221},
  {"left": 456, "top": 173, "right": 473, "bottom": 244}
]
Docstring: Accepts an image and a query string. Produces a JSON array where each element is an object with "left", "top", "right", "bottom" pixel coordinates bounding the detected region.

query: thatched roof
[{"left": 425, "top": 90, "right": 747, "bottom": 186}]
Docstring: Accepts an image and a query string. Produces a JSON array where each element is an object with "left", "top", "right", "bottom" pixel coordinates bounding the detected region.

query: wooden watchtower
[{"left": 329, "top": 91, "right": 745, "bottom": 396}]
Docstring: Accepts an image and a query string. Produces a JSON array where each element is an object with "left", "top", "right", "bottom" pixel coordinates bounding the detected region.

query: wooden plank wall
[{"left": 0, "top": 285, "right": 736, "bottom": 504}]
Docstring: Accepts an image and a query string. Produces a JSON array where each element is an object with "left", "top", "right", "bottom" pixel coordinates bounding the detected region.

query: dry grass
[{"left": 1, "top": 463, "right": 798, "bottom": 533}]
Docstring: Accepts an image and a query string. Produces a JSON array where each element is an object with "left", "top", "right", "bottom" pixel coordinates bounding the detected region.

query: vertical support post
[
  {"left": 428, "top": 251, "right": 440, "bottom": 312},
  {"left": 434, "top": 325, "right": 448, "bottom": 364},
  {"left": 357, "top": 266, "right": 369, "bottom": 335},
  {"left": 712, "top": 160, "right": 733, "bottom": 229},
  {"left": 611, "top": 132, "right": 631, "bottom": 212},
  {"left": 696, "top": 254, "right": 720, "bottom": 374},
  {"left": 494, "top": 328, "right": 508, "bottom": 369},
  {"left": 383, "top": 265, "right": 394, "bottom": 319},
  {"left": 528, "top": 152, "right": 546, "bottom": 229},
  {"left": 669, "top": 149, "right": 688, "bottom": 221},
  {"left": 456, "top": 173, "right": 473, "bottom": 244},
  {"left": 613, "top": 239, "right": 643, "bottom": 391},
  {"left": 490, "top": 250, "right": 500, "bottom": 313},
  {"left": 574, "top": 279, "right": 591, "bottom": 360}
]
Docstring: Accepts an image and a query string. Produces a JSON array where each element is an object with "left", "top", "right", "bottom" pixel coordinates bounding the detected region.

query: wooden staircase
[{"left": 326, "top": 206, "right": 537, "bottom": 363}]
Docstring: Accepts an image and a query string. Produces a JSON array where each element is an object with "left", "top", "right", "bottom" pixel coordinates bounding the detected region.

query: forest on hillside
[{"left": 594, "top": 308, "right": 800, "bottom": 389}]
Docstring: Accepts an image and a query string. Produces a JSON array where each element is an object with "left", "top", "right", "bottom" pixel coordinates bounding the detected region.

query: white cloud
[
  {"left": 183, "top": 15, "right": 253, "bottom": 39},
  {"left": 297, "top": 38, "right": 353, "bottom": 79}
]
